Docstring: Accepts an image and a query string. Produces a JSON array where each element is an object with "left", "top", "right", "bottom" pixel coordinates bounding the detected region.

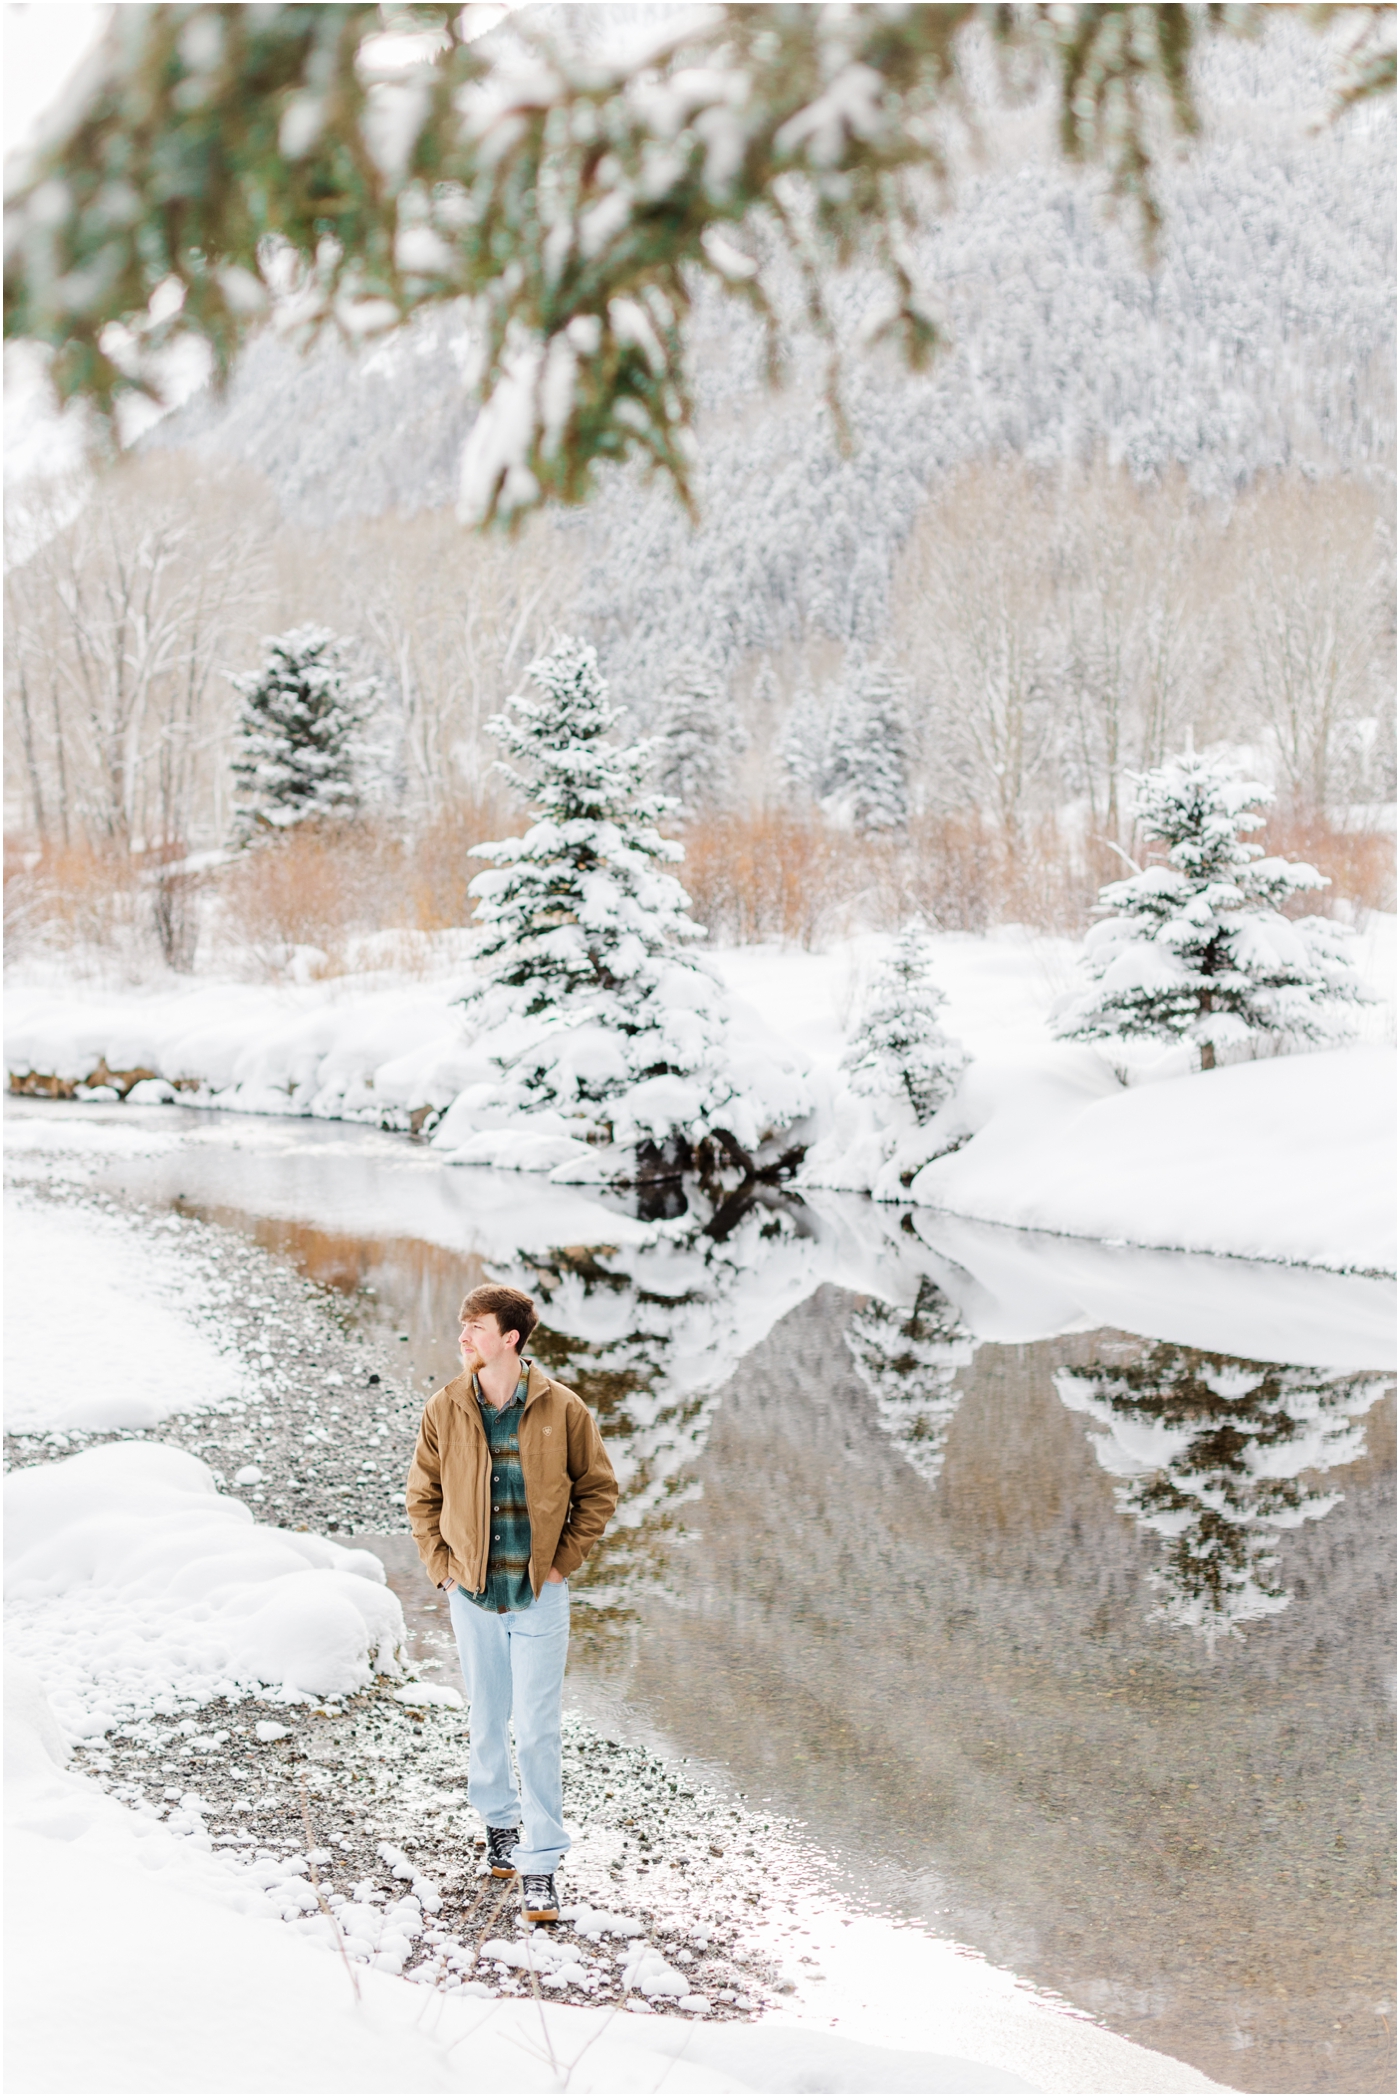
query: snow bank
[
  {"left": 5, "top": 1443, "right": 405, "bottom": 1727},
  {"left": 3, "top": 1191, "right": 245, "bottom": 1432},
  {"left": 802, "top": 1042, "right": 1121, "bottom": 1202},
  {"left": 4, "top": 961, "right": 812, "bottom": 1182},
  {"left": 7, "top": 920, "right": 1391, "bottom": 1271},
  {"left": 3, "top": 978, "right": 479, "bottom": 1127},
  {"left": 909, "top": 1046, "right": 1395, "bottom": 1275}
]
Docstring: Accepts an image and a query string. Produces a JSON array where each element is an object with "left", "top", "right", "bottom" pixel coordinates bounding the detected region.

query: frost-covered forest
[{"left": 4, "top": 17, "right": 1394, "bottom": 971}]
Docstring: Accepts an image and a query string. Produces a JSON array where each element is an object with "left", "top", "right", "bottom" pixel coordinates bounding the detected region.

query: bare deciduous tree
[
  {"left": 1233, "top": 478, "right": 1389, "bottom": 813},
  {"left": 4, "top": 455, "right": 276, "bottom": 852},
  {"left": 268, "top": 507, "right": 573, "bottom": 821}
]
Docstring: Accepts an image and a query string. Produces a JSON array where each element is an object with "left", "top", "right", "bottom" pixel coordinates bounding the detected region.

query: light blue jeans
[{"left": 447, "top": 1578, "right": 571, "bottom": 1874}]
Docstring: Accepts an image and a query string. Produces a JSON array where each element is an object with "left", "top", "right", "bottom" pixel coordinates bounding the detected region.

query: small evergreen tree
[
  {"left": 845, "top": 1277, "right": 975, "bottom": 1488},
  {"left": 460, "top": 636, "right": 804, "bottom": 1174},
  {"left": 822, "top": 659, "right": 910, "bottom": 834},
  {"left": 652, "top": 652, "right": 747, "bottom": 818},
  {"left": 778, "top": 684, "right": 827, "bottom": 806},
  {"left": 751, "top": 661, "right": 781, "bottom": 718},
  {"left": 229, "top": 625, "right": 377, "bottom": 838},
  {"left": 1058, "top": 1346, "right": 1387, "bottom": 1643},
  {"left": 1054, "top": 750, "right": 1369, "bottom": 1068},
  {"left": 843, "top": 923, "right": 968, "bottom": 1125}
]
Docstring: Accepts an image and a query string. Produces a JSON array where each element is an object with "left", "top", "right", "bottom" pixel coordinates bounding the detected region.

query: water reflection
[
  {"left": 487, "top": 1183, "right": 820, "bottom": 1621},
  {"left": 1058, "top": 1347, "right": 1390, "bottom": 1641},
  {"left": 844, "top": 1276, "right": 975, "bottom": 1488}
]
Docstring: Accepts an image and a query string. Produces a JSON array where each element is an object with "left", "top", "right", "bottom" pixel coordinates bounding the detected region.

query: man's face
[{"left": 460, "top": 1311, "right": 519, "bottom": 1365}]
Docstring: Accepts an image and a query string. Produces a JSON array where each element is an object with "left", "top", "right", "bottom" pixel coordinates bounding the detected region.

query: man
[{"left": 406, "top": 1284, "right": 617, "bottom": 1924}]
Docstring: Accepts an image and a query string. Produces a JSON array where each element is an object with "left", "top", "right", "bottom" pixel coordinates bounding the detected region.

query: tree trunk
[
  {"left": 13, "top": 660, "right": 48, "bottom": 839},
  {"left": 1200, "top": 1040, "right": 1215, "bottom": 1071}
]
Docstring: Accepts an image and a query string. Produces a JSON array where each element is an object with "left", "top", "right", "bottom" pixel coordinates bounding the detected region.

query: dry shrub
[
  {"left": 678, "top": 811, "right": 860, "bottom": 946},
  {"left": 216, "top": 820, "right": 406, "bottom": 969},
  {"left": 211, "top": 793, "right": 525, "bottom": 972},
  {"left": 1261, "top": 812, "right": 1396, "bottom": 918},
  {"left": 679, "top": 808, "right": 1107, "bottom": 944},
  {"left": 3, "top": 840, "right": 148, "bottom": 961},
  {"left": 901, "top": 815, "right": 1107, "bottom": 935},
  {"left": 404, "top": 789, "right": 518, "bottom": 931}
]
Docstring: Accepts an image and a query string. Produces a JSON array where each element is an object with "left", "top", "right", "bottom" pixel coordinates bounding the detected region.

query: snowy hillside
[{"left": 147, "top": 24, "right": 1395, "bottom": 712}]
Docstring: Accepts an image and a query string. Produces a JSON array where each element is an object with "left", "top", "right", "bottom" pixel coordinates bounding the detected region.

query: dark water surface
[{"left": 23, "top": 1104, "right": 1396, "bottom": 2093}]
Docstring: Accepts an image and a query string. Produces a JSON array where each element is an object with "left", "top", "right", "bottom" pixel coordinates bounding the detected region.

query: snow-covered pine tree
[
  {"left": 845, "top": 1277, "right": 975, "bottom": 1488},
  {"left": 778, "top": 684, "right": 828, "bottom": 806},
  {"left": 459, "top": 636, "right": 806, "bottom": 1178},
  {"left": 751, "top": 661, "right": 781, "bottom": 718},
  {"left": 822, "top": 658, "right": 910, "bottom": 834},
  {"left": 229, "top": 625, "right": 378, "bottom": 838},
  {"left": 843, "top": 923, "right": 968, "bottom": 1125},
  {"left": 1053, "top": 750, "right": 1369, "bottom": 1068},
  {"left": 652, "top": 652, "right": 747, "bottom": 818},
  {"left": 1057, "top": 1347, "right": 1387, "bottom": 1644}
]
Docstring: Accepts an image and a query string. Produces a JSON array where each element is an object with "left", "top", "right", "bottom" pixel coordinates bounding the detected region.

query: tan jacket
[{"left": 405, "top": 1360, "right": 617, "bottom": 1597}]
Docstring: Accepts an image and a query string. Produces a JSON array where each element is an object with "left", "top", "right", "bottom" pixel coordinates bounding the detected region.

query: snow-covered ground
[
  {"left": 2, "top": 1186, "right": 1233, "bottom": 2094},
  {"left": 3, "top": 1189, "right": 247, "bottom": 1432},
  {"left": 901, "top": 1043, "right": 1394, "bottom": 1274},
  {"left": 6, "top": 918, "right": 1395, "bottom": 1274}
]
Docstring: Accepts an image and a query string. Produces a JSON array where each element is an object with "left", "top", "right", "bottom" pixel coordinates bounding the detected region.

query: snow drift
[
  {"left": 907, "top": 1045, "right": 1395, "bottom": 1276},
  {"left": 3, "top": 965, "right": 811, "bottom": 1184},
  {"left": 5, "top": 1443, "right": 405, "bottom": 1729}
]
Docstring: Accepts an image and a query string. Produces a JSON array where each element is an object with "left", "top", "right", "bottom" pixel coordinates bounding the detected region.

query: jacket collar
[
  {"left": 444, "top": 1359, "right": 550, "bottom": 1414},
  {"left": 445, "top": 1370, "right": 477, "bottom": 1415}
]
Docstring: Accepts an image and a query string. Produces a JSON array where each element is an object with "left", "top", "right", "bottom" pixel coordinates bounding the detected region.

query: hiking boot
[
  {"left": 521, "top": 1872, "right": 559, "bottom": 1923},
  {"left": 485, "top": 1825, "right": 520, "bottom": 1878}
]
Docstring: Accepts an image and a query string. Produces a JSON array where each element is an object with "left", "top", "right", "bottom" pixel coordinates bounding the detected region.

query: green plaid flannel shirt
[{"left": 461, "top": 1366, "right": 535, "bottom": 1614}]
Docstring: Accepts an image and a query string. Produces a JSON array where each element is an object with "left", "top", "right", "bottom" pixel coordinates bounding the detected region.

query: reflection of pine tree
[
  {"left": 1058, "top": 1346, "right": 1389, "bottom": 1642},
  {"left": 495, "top": 1187, "right": 818, "bottom": 1625},
  {"left": 845, "top": 1276, "right": 975, "bottom": 1487}
]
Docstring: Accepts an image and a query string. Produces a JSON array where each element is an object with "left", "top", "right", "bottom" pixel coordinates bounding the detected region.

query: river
[{"left": 8, "top": 1102, "right": 1395, "bottom": 2092}]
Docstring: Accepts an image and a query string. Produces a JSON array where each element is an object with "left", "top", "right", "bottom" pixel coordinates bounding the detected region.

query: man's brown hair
[{"left": 459, "top": 1284, "right": 539, "bottom": 1352}]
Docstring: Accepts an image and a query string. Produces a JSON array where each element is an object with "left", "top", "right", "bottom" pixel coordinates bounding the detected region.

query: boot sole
[
  {"left": 523, "top": 1905, "right": 559, "bottom": 1923},
  {"left": 489, "top": 1865, "right": 518, "bottom": 1879}
]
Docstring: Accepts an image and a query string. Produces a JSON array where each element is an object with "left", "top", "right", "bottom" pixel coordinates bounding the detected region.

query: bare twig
[
  {"left": 1093, "top": 834, "right": 1144, "bottom": 877},
  {"left": 298, "top": 1776, "right": 362, "bottom": 2005}
]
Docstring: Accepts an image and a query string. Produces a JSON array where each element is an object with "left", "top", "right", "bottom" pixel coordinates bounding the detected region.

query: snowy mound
[
  {"left": 5, "top": 1443, "right": 405, "bottom": 1729},
  {"left": 909, "top": 1046, "right": 1397, "bottom": 1276}
]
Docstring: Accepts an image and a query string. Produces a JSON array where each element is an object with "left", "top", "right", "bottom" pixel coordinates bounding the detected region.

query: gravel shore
[
  {"left": 5, "top": 1174, "right": 812, "bottom": 2021},
  {"left": 4, "top": 1180, "right": 421, "bottom": 1535},
  {"left": 66, "top": 1689, "right": 800, "bottom": 2017}
]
